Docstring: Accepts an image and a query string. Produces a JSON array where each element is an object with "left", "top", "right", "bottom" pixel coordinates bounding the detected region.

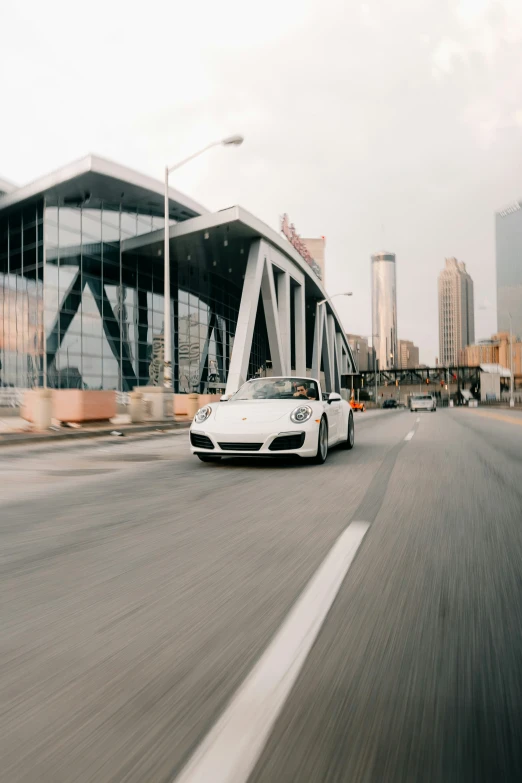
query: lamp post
[
  {"left": 509, "top": 312, "right": 514, "bottom": 407},
  {"left": 317, "top": 291, "right": 352, "bottom": 306},
  {"left": 372, "top": 333, "right": 379, "bottom": 406},
  {"left": 163, "top": 134, "right": 244, "bottom": 388}
]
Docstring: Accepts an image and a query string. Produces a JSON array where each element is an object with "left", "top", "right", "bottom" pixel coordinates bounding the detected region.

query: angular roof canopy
[
  {"left": 0, "top": 154, "right": 207, "bottom": 221},
  {"left": 0, "top": 176, "right": 17, "bottom": 196}
]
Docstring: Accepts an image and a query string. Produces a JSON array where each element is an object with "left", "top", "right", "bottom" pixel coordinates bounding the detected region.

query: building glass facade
[
  {"left": 1, "top": 197, "right": 268, "bottom": 393},
  {"left": 0, "top": 202, "right": 44, "bottom": 388}
]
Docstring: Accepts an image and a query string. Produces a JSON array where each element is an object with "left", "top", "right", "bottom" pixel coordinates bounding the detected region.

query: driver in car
[{"left": 293, "top": 383, "right": 308, "bottom": 398}]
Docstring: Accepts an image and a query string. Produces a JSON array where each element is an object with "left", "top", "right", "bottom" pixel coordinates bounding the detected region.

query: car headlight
[
  {"left": 290, "top": 404, "right": 313, "bottom": 424},
  {"left": 194, "top": 405, "right": 212, "bottom": 423}
]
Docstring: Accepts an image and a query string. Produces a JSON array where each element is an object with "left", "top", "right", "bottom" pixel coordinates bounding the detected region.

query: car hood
[{"left": 213, "top": 400, "right": 310, "bottom": 425}]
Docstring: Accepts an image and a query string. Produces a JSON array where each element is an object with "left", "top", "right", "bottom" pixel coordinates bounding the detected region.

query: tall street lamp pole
[
  {"left": 163, "top": 134, "right": 244, "bottom": 389},
  {"left": 509, "top": 312, "right": 514, "bottom": 407},
  {"left": 372, "top": 333, "right": 379, "bottom": 405},
  {"left": 317, "top": 292, "right": 352, "bottom": 306}
]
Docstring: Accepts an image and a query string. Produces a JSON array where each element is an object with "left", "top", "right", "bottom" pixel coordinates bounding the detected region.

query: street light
[
  {"left": 372, "top": 333, "right": 379, "bottom": 404},
  {"left": 163, "top": 134, "right": 244, "bottom": 388},
  {"left": 509, "top": 312, "right": 514, "bottom": 407},
  {"left": 317, "top": 292, "right": 352, "bottom": 306}
]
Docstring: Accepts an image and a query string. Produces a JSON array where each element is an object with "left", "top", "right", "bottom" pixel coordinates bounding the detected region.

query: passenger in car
[{"left": 306, "top": 387, "right": 318, "bottom": 401}]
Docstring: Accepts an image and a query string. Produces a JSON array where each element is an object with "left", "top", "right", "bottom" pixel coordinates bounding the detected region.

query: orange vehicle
[{"left": 350, "top": 398, "right": 366, "bottom": 412}]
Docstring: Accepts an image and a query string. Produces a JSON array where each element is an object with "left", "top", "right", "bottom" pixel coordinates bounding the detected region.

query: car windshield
[
  {"left": 413, "top": 395, "right": 432, "bottom": 400},
  {"left": 231, "top": 378, "right": 320, "bottom": 401}
]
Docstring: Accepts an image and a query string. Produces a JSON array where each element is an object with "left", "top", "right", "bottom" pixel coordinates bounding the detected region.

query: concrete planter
[
  {"left": 21, "top": 389, "right": 53, "bottom": 429},
  {"left": 173, "top": 394, "right": 188, "bottom": 416},
  {"left": 136, "top": 386, "right": 174, "bottom": 422},
  {"left": 22, "top": 389, "right": 116, "bottom": 425},
  {"left": 129, "top": 391, "right": 145, "bottom": 423},
  {"left": 173, "top": 393, "right": 221, "bottom": 418},
  {"left": 198, "top": 394, "right": 222, "bottom": 406}
]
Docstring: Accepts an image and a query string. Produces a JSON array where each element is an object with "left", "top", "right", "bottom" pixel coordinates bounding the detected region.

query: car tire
[
  {"left": 197, "top": 454, "right": 221, "bottom": 462},
  {"left": 312, "top": 417, "right": 328, "bottom": 464},
  {"left": 341, "top": 411, "right": 355, "bottom": 450},
  {"left": 411, "top": 408, "right": 415, "bottom": 413}
]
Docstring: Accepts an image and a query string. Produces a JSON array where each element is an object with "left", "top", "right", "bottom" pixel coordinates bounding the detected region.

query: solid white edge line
[
  {"left": 416, "top": 417, "right": 420, "bottom": 423},
  {"left": 404, "top": 430, "right": 415, "bottom": 441},
  {"left": 173, "top": 521, "right": 370, "bottom": 783}
]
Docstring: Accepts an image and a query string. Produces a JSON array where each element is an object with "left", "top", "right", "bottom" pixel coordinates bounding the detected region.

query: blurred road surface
[{"left": 1, "top": 407, "right": 522, "bottom": 782}]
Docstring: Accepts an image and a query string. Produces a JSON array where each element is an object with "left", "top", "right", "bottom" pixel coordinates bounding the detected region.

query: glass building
[
  {"left": 496, "top": 201, "right": 522, "bottom": 339},
  {"left": 1, "top": 155, "right": 355, "bottom": 397},
  {"left": 371, "top": 251, "right": 398, "bottom": 370}
]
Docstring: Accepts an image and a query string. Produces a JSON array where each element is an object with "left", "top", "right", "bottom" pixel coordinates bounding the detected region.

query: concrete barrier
[
  {"left": 22, "top": 389, "right": 116, "bottom": 424},
  {"left": 198, "top": 394, "right": 222, "bottom": 406},
  {"left": 22, "top": 389, "right": 53, "bottom": 430},
  {"left": 138, "top": 386, "right": 174, "bottom": 421},
  {"left": 187, "top": 393, "right": 200, "bottom": 420},
  {"left": 173, "top": 394, "right": 189, "bottom": 416},
  {"left": 129, "top": 391, "right": 144, "bottom": 423}
]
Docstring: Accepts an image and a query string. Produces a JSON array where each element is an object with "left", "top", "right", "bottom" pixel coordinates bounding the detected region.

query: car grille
[
  {"left": 190, "top": 433, "right": 214, "bottom": 450},
  {"left": 268, "top": 433, "right": 306, "bottom": 451},
  {"left": 218, "top": 442, "right": 263, "bottom": 452}
]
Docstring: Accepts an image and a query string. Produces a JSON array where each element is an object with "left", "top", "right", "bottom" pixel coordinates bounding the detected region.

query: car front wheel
[
  {"left": 312, "top": 418, "right": 328, "bottom": 464},
  {"left": 341, "top": 411, "right": 355, "bottom": 450}
]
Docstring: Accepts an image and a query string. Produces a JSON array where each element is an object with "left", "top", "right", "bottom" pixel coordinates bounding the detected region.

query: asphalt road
[{"left": 1, "top": 407, "right": 522, "bottom": 782}]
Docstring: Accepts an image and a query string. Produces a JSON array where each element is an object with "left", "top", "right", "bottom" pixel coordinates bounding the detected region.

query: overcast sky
[{"left": 2, "top": 0, "right": 522, "bottom": 363}]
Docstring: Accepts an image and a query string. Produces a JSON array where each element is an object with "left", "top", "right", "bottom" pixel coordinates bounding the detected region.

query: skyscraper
[
  {"left": 438, "top": 257, "right": 475, "bottom": 366},
  {"left": 371, "top": 251, "right": 398, "bottom": 369},
  {"left": 398, "top": 339, "right": 420, "bottom": 369},
  {"left": 496, "top": 201, "right": 522, "bottom": 339}
]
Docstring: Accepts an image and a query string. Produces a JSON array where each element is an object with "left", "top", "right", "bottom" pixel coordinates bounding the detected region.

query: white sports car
[{"left": 190, "top": 376, "right": 354, "bottom": 464}]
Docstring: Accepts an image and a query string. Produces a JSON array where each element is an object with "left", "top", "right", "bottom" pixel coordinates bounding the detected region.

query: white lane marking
[
  {"left": 404, "top": 430, "right": 415, "bottom": 441},
  {"left": 173, "top": 521, "right": 370, "bottom": 783},
  {"left": 416, "top": 417, "right": 420, "bottom": 423}
]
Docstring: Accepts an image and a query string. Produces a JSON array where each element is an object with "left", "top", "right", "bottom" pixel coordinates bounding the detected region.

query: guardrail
[{"left": 480, "top": 398, "right": 522, "bottom": 408}]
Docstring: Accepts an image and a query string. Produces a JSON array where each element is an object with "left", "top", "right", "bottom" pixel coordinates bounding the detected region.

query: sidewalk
[{"left": 0, "top": 413, "right": 191, "bottom": 448}]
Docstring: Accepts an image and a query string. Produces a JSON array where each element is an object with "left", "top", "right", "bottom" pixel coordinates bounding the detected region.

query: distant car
[
  {"left": 410, "top": 394, "right": 436, "bottom": 412},
  {"left": 382, "top": 399, "right": 398, "bottom": 409},
  {"left": 350, "top": 399, "right": 366, "bottom": 412},
  {"left": 190, "top": 376, "right": 355, "bottom": 464}
]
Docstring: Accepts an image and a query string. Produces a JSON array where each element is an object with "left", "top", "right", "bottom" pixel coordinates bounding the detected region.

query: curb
[{"left": 0, "top": 421, "right": 191, "bottom": 449}]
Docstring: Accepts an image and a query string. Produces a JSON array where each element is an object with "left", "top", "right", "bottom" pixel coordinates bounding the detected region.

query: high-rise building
[
  {"left": 398, "top": 339, "right": 419, "bottom": 369},
  {"left": 496, "top": 201, "right": 522, "bottom": 339},
  {"left": 301, "top": 237, "right": 326, "bottom": 285},
  {"left": 371, "top": 251, "right": 398, "bottom": 369},
  {"left": 438, "top": 257, "right": 475, "bottom": 366},
  {"left": 459, "top": 332, "right": 522, "bottom": 378},
  {"left": 346, "top": 333, "right": 374, "bottom": 371}
]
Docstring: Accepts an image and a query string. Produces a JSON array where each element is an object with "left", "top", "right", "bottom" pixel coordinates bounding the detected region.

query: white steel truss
[{"left": 225, "top": 239, "right": 353, "bottom": 395}]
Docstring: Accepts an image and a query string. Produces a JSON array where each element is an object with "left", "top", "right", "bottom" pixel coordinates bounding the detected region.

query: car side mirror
[
  {"left": 220, "top": 394, "right": 229, "bottom": 402},
  {"left": 328, "top": 392, "right": 342, "bottom": 403}
]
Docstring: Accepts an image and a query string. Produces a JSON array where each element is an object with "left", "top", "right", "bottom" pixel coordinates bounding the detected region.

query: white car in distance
[
  {"left": 190, "top": 376, "right": 355, "bottom": 464},
  {"left": 410, "top": 393, "right": 437, "bottom": 412}
]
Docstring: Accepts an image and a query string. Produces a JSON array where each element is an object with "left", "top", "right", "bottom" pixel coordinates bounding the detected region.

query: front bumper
[{"left": 190, "top": 424, "right": 319, "bottom": 457}]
